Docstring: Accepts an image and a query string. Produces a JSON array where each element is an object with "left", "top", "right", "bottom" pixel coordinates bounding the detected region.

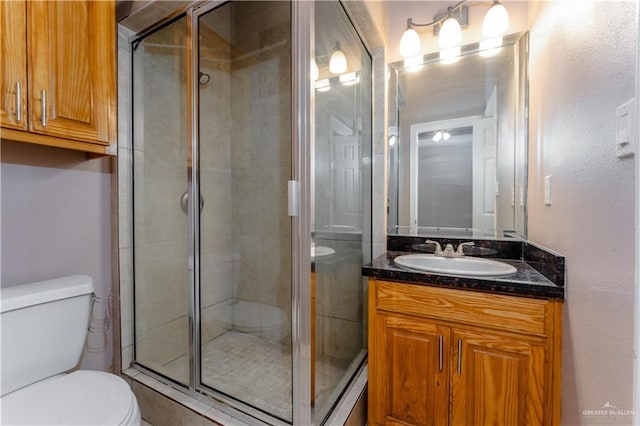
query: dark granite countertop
[{"left": 363, "top": 251, "right": 565, "bottom": 300}]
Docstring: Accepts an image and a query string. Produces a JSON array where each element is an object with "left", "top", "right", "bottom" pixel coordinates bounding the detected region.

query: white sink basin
[
  {"left": 311, "top": 245, "right": 335, "bottom": 258},
  {"left": 394, "top": 254, "right": 517, "bottom": 277}
]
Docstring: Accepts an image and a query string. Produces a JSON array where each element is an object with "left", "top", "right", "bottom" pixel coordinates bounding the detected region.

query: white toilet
[{"left": 1, "top": 275, "right": 141, "bottom": 425}]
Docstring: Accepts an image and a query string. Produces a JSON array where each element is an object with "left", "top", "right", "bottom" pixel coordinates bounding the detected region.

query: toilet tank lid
[{"left": 1, "top": 275, "right": 94, "bottom": 314}]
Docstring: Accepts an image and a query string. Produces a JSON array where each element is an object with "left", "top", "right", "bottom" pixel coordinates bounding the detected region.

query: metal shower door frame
[{"left": 186, "top": 1, "right": 314, "bottom": 424}]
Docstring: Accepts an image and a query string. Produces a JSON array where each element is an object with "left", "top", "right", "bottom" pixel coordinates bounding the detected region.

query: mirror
[{"left": 388, "top": 32, "right": 529, "bottom": 240}]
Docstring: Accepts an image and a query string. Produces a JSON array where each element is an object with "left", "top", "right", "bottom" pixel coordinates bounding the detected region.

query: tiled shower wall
[
  {"left": 227, "top": 1, "right": 292, "bottom": 345},
  {"left": 198, "top": 4, "right": 234, "bottom": 346}
]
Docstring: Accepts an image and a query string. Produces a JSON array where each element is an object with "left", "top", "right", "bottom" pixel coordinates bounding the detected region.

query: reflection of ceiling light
[
  {"left": 388, "top": 135, "right": 397, "bottom": 147},
  {"left": 403, "top": 55, "right": 424, "bottom": 72},
  {"left": 479, "top": 37, "right": 503, "bottom": 57},
  {"left": 315, "top": 79, "right": 330, "bottom": 92},
  {"left": 399, "top": 24, "right": 421, "bottom": 58},
  {"left": 432, "top": 130, "right": 451, "bottom": 142},
  {"left": 483, "top": 1, "right": 509, "bottom": 38},
  {"left": 329, "top": 46, "right": 347, "bottom": 74},
  {"left": 311, "top": 59, "right": 319, "bottom": 81},
  {"left": 339, "top": 72, "right": 359, "bottom": 86},
  {"left": 440, "top": 46, "right": 460, "bottom": 64},
  {"left": 438, "top": 15, "right": 462, "bottom": 49}
]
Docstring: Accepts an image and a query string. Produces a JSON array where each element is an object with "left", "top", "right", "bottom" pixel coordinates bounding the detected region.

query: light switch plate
[
  {"left": 616, "top": 99, "right": 635, "bottom": 159},
  {"left": 544, "top": 175, "right": 552, "bottom": 206}
]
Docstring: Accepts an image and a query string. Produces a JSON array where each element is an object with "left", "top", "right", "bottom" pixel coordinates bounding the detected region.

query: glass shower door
[
  {"left": 132, "top": 16, "right": 191, "bottom": 385},
  {"left": 312, "top": 1, "right": 371, "bottom": 422},
  {"left": 195, "top": 2, "right": 294, "bottom": 422}
]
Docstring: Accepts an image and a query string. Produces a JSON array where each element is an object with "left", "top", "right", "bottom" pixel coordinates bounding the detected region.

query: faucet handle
[
  {"left": 456, "top": 242, "right": 475, "bottom": 256},
  {"left": 425, "top": 239, "right": 444, "bottom": 255}
]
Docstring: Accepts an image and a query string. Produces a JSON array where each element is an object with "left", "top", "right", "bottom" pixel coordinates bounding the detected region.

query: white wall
[
  {"left": 528, "top": 1, "right": 637, "bottom": 423},
  {"left": 1, "top": 141, "right": 113, "bottom": 372}
]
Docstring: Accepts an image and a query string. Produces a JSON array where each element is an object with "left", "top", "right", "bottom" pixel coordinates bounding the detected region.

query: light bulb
[
  {"left": 432, "top": 131, "right": 443, "bottom": 142},
  {"left": 329, "top": 49, "right": 347, "bottom": 74},
  {"left": 311, "top": 59, "right": 319, "bottom": 81},
  {"left": 442, "top": 131, "right": 452, "bottom": 141},
  {"left": 483, "top": 1, "right": 509, "bottom": 38},
  {"left": 388, "top": 135, "right": 397, "bottom": 147},
  {"left": 439, "top": 16, "right": 462, "bottom": 49},
  {"left": 440, "top": 46, "right": 461, "bottom": 64},
  {"left": 400, "top": 27, "right": 421, "bottom": 58}
]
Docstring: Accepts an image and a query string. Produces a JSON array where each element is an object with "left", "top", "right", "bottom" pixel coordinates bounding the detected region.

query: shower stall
[{"left": 129, "top": 1, "right": 371, "bottom": 424}]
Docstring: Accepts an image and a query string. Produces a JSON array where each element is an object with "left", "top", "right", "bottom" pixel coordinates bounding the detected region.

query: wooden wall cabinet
[
  {"left": 1, "top": 0, "right": 116, "bottom": 155},
  {"left": 368, "top": 279, "right": 562, "bottom": 426}
]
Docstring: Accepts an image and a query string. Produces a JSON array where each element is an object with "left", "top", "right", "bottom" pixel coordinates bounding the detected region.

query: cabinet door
[
  {"left": 371, "top": 312, "right": 449, "bottom": 426},
  {"left": 27, "top": 1, "right": 115, "bottom": 145},
  {"left": 1, "top": 0, "right": 28, "bottom": 130},
  {"left": 450, "top": 328, "right": 546, "bottom": 426}
]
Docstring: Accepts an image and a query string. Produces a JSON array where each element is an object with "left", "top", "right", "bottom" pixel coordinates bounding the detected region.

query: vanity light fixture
[
  {"left": 480, "top": 1, "right": 509, "bottom": 57},
  {"left": 438, "top": 13, "right": 462, "bottom": 49},
  {"left": 329, "top": 42, "right": 347, "bottom": 74},
  {"left": 314, "top": 42, "right": 348, "bottom": 81},
  {"left": 399, "top": 0, "right": 509, "bottom": 63},
  {"left": 483, "top": 0, "right": 509, "bottom": 39}
]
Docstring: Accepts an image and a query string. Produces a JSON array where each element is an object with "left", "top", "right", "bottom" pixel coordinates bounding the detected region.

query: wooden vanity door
[
  {"left": 371, "top": 312, "right": 449, "bottom": 426},
  {"left": 449, "top": 328, "right": 546, "bottom": 426}
]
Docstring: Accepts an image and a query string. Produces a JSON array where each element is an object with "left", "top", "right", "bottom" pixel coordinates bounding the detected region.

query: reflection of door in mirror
[
  {"left": 409, "top": 114, "right": 497, "bottom": 235},
  {"left": 472, "top": 86, "right": 498, "bottom": 236},
  {"left": 332, "top": 133, "right": 361, "bottom": 231}
]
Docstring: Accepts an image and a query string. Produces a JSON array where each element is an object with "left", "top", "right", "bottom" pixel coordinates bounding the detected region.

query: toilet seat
[{"left": 1, "top": 370, "right": 140, "bottom": 425}]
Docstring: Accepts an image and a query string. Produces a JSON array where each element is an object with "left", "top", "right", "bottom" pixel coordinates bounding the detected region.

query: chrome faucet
[
  {"left": 456, "top": 242, "right": 475, "bottom": 256},
  {"left": 425, "top": 240, "right": 475, "bottom": 257},
  {"left": 425, "top": 240, "right": 444, "bottom": 256}
]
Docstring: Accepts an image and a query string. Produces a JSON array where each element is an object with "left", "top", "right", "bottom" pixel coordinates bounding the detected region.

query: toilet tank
[{"left": 1, "top": 275, "right": 94, "bottom": 396}]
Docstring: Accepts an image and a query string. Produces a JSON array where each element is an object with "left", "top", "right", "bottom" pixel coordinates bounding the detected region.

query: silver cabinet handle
[
  {"left": 457, "top": 339, "right": 462, "bottom": 375},
  {"left": 438, "top": 335, "right": 443, "bottom": 371},
  {"left": 40, "top": 89, "right": 47, "bottom": 127},
  {"left": 15, "top": 82, "right": 22, "bottom": 122}
]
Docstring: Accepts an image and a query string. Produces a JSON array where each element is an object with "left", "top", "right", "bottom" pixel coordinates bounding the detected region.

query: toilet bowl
[{"left": 1, "top": 275, "right": 141, "bottom": 425}]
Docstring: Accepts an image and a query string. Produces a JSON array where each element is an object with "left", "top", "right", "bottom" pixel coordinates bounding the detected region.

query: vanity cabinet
[
  {"left": 1, "top": 0, "right": 116, "bottom": 155},
  {"left": 368, "top": 279, "right": 562, "bottom": 426}
]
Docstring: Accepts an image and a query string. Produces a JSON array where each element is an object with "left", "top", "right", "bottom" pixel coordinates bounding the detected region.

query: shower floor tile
[{"left": 162, "top": 331, "right": 350, "bottom": 422}]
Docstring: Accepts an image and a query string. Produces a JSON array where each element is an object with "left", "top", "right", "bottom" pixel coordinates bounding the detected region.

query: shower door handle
[{"left": 180, "top": 191, "right": 205, "bottom": 214}]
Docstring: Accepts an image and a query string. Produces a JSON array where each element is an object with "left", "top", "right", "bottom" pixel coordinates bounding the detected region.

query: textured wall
[
  {"left": 528, "top": 1, "right": 637, "bottom": 423},
  {"left": 1, "top": 141, "right": 113, "bottom": 372}
]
